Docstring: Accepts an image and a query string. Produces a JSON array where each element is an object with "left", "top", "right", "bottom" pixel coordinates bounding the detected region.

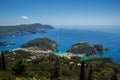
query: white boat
[{"left": 6, "top": 45, "right": 12, "bottom": 48}]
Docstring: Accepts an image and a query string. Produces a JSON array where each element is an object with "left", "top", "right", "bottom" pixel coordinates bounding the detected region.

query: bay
[{"left": 0, "top": 27, "right": 120, "bottom": 63}]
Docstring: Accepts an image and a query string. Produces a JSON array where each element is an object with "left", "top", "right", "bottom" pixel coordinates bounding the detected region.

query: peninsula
[
  {"left": 20, "top": 38, "right": 58, "bottom": 52},
  {"left": 0, "top": 23, "right": 54, "bottom": 37},
  {"left": 67, "top": 42, "right": 108, "bottom": 57}
]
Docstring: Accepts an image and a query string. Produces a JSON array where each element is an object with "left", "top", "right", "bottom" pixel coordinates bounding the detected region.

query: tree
[
  {"left": 12, "top": 59, "right": 27, "bottom": 76},
  {"left": 87, "top": 65, "right": 93, "bottom": 80},
  {"left": 1, "top": 51, "right": 7, "bottom": 71},
  {"left": 0, "top": 71, "right": 15, "bottom": 80},
  {"left": 51, "top": 56, "right": 61, "bottom": 80},
  {"left": 80, "top": 60, "right": 85, "bottom": 80},
  {"left": 110, "top": 74, "right": 118, "bottom": 80}
]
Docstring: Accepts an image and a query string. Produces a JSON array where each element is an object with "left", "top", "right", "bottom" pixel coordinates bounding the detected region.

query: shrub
[{"left": 0, "top": 71, "right": 15, "bottom": 80}]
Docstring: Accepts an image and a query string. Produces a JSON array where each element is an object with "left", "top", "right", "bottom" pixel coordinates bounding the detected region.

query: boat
[{"left": 6, "top": 45, "right": 12, "bottom": 48}]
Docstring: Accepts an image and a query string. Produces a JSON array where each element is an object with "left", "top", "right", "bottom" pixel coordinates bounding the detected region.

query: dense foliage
[
  {"left": 1, "top": 51, "right": 6, "bottom": 71},
  {"left": 21, "top": 38, "right": 58, "bottom": 51},
  {"left": 12, "top": 59, "right": 27, "bottom": 76},
  {"left": 0, "top": 71, "right": 16, "bottom": 80},
  {"left": 0, "top": 50, "right": 120, "bottom": 80},
  {"left": 67, "top": 42, "right": 107, "bottom": 56},
  {"left": 67, "top": 42, "right": 98, "bottom": 55},
  {"left": 0, "top": 23, "right": 54, "bottom": 36}
]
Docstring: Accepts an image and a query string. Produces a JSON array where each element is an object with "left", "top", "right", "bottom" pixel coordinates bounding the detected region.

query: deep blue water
[{"left": 0, "top": 28, "right": 120, "bottom": 63}]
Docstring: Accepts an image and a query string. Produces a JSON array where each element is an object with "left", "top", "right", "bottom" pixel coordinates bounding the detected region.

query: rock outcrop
[{"left": 93, "top": 44, "right": 105, "bottom": 53}]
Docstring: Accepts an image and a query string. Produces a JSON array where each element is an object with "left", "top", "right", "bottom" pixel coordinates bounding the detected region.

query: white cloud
[{"left": 21, "top": 16, "right": 28, "bottom": 20}]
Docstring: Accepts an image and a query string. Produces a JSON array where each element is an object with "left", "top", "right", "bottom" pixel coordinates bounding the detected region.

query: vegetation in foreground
[
  {"left": 0, "top": 38, "right": 120, "bottom": 80},
  {"left": 0, "top": 50, "right": 120, "bottom": 80}
]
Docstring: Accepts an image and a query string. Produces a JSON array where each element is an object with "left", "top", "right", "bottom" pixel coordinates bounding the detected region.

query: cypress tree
[
  {"left": 51, "top": 56, "right": 60, "bottom": 80},
  {"left": 1, "top": 51, "right": 7, "bottom": 71},
  {"left": 0, "top": 55, "right": 1, "bottom": 70},
  {"left": 87, "top": 65, "right": 93, "bottom": 80},
  {"left": 80, "top": 60, "right": 85, "bottom": 80},
  {"left": 110, "top": 74, "right": 118, "bottom": 80}
]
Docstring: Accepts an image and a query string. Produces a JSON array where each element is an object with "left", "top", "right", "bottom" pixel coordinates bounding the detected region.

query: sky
[{"left": 0, "top": 0, "right": 120, "bottom": 26}]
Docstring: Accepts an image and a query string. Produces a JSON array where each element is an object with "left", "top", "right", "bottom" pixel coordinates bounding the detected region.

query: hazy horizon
[{"left": 0, "top": 23, "right": 120, "bottom": 34}]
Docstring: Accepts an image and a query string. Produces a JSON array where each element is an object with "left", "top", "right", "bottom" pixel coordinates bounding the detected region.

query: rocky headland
[
  {"left": 67, "top": 42, "right": 109, "bottom": 57},
  {"left": 0, "top": 23, "right": 54, "bottom": 37}
]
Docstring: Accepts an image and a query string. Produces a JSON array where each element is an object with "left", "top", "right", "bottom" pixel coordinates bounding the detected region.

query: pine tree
[
  {"left": 1, "top": 51, "right": 7, "bottom": 71},
  {"left": 80, "top": 60, "right": 85, "bottom": 80}
]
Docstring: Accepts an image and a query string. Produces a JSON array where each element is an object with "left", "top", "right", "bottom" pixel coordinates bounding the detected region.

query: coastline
[{"left": 0, "top": 28, "right": 120, "bottom": 63}]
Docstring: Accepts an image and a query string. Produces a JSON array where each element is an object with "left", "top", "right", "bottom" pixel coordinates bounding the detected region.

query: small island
[{"left": 0, "top": 23, "right": 54, "bottom": 37}]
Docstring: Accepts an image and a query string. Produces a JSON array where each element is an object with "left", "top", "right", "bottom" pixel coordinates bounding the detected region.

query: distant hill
[{"left": 0, "top": 23, "right": 54, "bottom": 37}]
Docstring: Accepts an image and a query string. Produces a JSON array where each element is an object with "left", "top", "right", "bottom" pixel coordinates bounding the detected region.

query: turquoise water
[
  {"left": 0, "top": 28, "right": 120, "bottom": 63},
  {"left": 54, "top": 51, "right": 67, "bottom": 54}
]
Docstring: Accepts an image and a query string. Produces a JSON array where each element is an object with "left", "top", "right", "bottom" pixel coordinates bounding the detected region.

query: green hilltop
[{"left": 21, "top": 38, "right": 58, "bottom": 52}]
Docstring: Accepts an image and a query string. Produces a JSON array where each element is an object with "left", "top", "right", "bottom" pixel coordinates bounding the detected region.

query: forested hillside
[
  {"left": 0, "top": 50, "right": 120, "bottom": 80},
  {"left": 0, "top": 23, "right": 54, "bottom": 37}
]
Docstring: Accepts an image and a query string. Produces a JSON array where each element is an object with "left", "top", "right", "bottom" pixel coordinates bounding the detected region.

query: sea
[{"left": 0, "top": 26, "right": 120, "bottom": 63}]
